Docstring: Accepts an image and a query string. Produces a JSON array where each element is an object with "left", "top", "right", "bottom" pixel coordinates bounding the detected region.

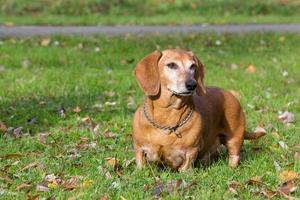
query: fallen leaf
[
  {"left": 0, "top": 153, "right": 23, "bottom": 159},
  {"left": 105, "top": 157, "right": 117, "bottom": 168},
  {"left": 246, "top": 64, "right": 256, "bottom": 73},
  {"left": 100, "top": 195, "right": 110, "bottom": 200},
  {"left": 227, "top": 181, "right": 243, "bottom": 194},
  {"left": 273, "top": 161, "right": 282, "bottom": 172},
  {"left": 16, "top": 182, "right": 32, "bottom": 191},
  {"left": 294, "top": 152, "right": 300, "bottom": 160},
  {"left": 253, "top": 126, "right": 267, "bottom": 134},
  {"left": 279, "top": 170, "right": 298, "bottom": 183},
  {"left": 103, "top": 91, "right": 115, "bottom": 97},
  {"left": 80, "top": 180, "right": 93, "bottom": 188},
  {"left": 27, "top": 194, "right": 39, "bottom": 200},
  {"left": 0, "top": 121, "right": 7, "bottom": 132},
  {"left": 278, "top": 141, "right": 289, "bottom": 150},
  {"left": 105, "top": 171, "right": 113, "bottom": 180},
  {"left": 63, "top": 177, "right": 79, "bottom": 190},
  {"left": 124, "top": 158, "right": 135, "bottom": 168},
  {"left": 152, "top": 179, "right": 184, "bottom": 197},
  {"left": 73, "top": 106, "right": 81, "bottom": 113},
  {"left": 278, "top": 111, "right": 294, "bottom": 124},
  {"left": 79, "top": 116, "right": 100, "bottom": 136},
  {"left": 246, "top": 176, "right": 263, "bottom": 185},
  {"left": 36, "top": 184, "right": 49, "bottom": 192},
  {"left": 0, "top": 171, "right": 13, "bottom": 183},
  {"left": 41, "top": 38, "right": 51, "bottom": 46},
  {"left": 102, "top": 130, "right": 117, "bottom": 138},
  {"left": 277, "top": 181, "right": 297, "bottom": 195},
  {"left": 13, "top": 127, "right": 23, "bottom": 138},
  {"left": 20, "top": 162, "right": 38, "bottom": 172}
]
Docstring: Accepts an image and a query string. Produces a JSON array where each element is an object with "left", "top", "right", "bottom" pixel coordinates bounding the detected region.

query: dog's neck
[{"left": 146, "top": 87, "right": 193, "bottom": 124}]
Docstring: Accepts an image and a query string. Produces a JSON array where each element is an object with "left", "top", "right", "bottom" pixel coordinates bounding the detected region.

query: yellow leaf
[
  {"left": 246, "top": 64, "right": 256, "bottom": 73},
  {"left": 105, "top": 157, "right": 117, "bottom": 168},
  {"left": 80, "top": 180, "right": 93, "bottom": 188},
  {"left": 73, "top": 106, "right": 81, "bottom": 113},
  {"left": 279, "top": 170, "right": 298, "bottom": 182},
  {"left": 41, "top": 38, "right": 51, "bottom": 46}
]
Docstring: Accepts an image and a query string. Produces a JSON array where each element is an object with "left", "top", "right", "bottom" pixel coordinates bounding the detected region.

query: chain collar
[{"left": 143, "top": 102, "right": 193, "bottom": 138}]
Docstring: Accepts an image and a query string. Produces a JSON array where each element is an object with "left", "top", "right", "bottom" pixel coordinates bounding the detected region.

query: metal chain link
[{"left": 143, "top": 103, "right": 193, "bottom": 138}]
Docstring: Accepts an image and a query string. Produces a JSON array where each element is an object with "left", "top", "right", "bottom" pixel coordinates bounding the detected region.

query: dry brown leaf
[
  {"left": 63, "top": 177, "right": 79, "bottom": 190},
  {"left": 227, "top": 181, "right": 243, "bottom": 194},
  {"left": 13, "top": 127, "right": 23, "bottom": 138},
  {"left": 152, "top": 179, "right": 184, "bottom": 197},
  {"left": 100, "top": 195, "right": 110, "bottom": 200},
  {"left": 105, "top": 171, "right": 113, "bottom": 180},
  {"left": 0, "top": 121, "right": 7, "bottom": 132},
  {"left": 246, "top": 64, "right": 256, "bottom": 73},
  {"left": 277, "top": 181, "right": 297, "bottom": 195},
  {"left": 27, "top": 194, "right": 39, "bottom": 200},
  {"left": 21, "top": 162, "right": 38, "bottom": 172},
  {"left": 16, "top": 182, "right": 32, "bottom": 191},
  {"left": 294, "top": 152, "right": 300, "bottom": 160},
  {"left": 41, "top": 38, "right": 51, "bottom": 46},
  {"left": 36, "top": 184, "right": 49, "bottom": 192},
  {"left": 105, "top": 157, "right": 117, "bottom": 168},
  {"left": 253, "top": 126, "right": 267, "bottom": 134},
  {"left": 0, "top": 153, "right": 23, "bottom": 159},
  {"left": 73, "top": 106, "right": 81, "bottom": 113},
  {"left": 103, "top": 91, "right": 115, "bottom": 97},
  {"left": 0, "top": 171, "right": 13, "bottom": 183},
  {"left": 246, "top": 176, "right": 263, "bottom": 185},
  {"left": 278, "top": 111, "right": 294, "bottom": 124},
  {"left": 279, "top": 170, "right": 298, "bottom": 182},
  {"left": 103, "top": 130, "right": 117, "bottom": 138},
  {"left": 124, "top": 158, "right": 135, "bottom": 168}
]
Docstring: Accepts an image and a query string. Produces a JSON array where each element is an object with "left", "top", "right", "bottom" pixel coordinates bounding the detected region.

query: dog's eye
[
  {"left": 167, "top": 62, "right": 178, "bottom": 69},
  {"left": 190, "top": 64, "right": 197, "bottom": 71}
]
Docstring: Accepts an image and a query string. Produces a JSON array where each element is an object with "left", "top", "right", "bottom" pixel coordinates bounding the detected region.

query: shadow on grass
[{"left": 0, "top": 92, "right": 135, "bottom": 135}]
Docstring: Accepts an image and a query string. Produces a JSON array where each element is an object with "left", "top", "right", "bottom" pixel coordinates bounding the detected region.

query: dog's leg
[
  {"left": 134, "top": 147, "right": 145, "bottom": 169},
  {"left": 178, "top": 148, "right": 198, "bottom": 172},
  {"left": 223, "top": 129, "right": 244, "bottom": 168}
]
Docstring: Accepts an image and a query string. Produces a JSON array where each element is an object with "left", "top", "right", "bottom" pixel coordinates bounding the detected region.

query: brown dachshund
[{"left": 132, "top": 49, "right": 265, "bottom": 171}]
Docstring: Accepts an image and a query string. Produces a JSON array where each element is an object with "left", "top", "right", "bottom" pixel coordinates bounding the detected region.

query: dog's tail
[{"left": 244, "top": 131, "right": 266, "bottom": 140}]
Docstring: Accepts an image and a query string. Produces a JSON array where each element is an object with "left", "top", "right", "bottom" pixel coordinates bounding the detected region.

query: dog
[{"left": 132, "top": 49, "right": 265, "bottom": 171}]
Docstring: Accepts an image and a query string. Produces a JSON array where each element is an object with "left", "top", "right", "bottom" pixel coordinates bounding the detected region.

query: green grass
[
  {"left": 0, "top": 33, "right": 299, "bottom": 199},
  {"left": 1, "top": 0, "right": 300, "bottom": 25}
]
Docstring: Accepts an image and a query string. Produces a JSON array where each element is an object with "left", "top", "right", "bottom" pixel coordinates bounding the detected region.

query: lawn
[
  {"left": 0, "top": 33, "right": 299, "bottom": 199},
  {"left": 0, "top": 0, "right": 300, "bottom": 25}
]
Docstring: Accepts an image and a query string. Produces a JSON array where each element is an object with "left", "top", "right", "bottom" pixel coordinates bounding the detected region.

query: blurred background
[{"left": 1, "top": 0, "right": 300, "bottom": 25}]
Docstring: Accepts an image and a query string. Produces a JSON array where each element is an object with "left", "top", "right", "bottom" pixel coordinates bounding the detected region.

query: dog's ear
[
  {"left": 193, "top": 54, "right": 206, "bottom": 96},
  {"left": 134, "top": 50, "right": 162, "bottom": 96}
]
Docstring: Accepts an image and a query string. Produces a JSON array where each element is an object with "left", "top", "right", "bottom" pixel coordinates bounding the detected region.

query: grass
[
  {"left": 0, "top": 33, "right": 299, "bottom": 199},
  {"left": 0, "top": 0, "right": 300, "bottom": 25}
]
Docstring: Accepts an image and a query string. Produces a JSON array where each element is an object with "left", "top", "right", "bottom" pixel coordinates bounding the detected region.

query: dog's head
[{"left": 134, "top": 49, "right": 206, "bottom": 97}]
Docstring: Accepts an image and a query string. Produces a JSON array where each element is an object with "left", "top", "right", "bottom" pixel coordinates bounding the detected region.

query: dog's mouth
[{"left": 168, "top": 89, "right": 194, "bottom": 96}]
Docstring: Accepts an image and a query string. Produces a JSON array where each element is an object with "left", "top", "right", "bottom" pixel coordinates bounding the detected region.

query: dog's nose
[{"left": 185, "top": 79, "right": 197, "bottom": 91}]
